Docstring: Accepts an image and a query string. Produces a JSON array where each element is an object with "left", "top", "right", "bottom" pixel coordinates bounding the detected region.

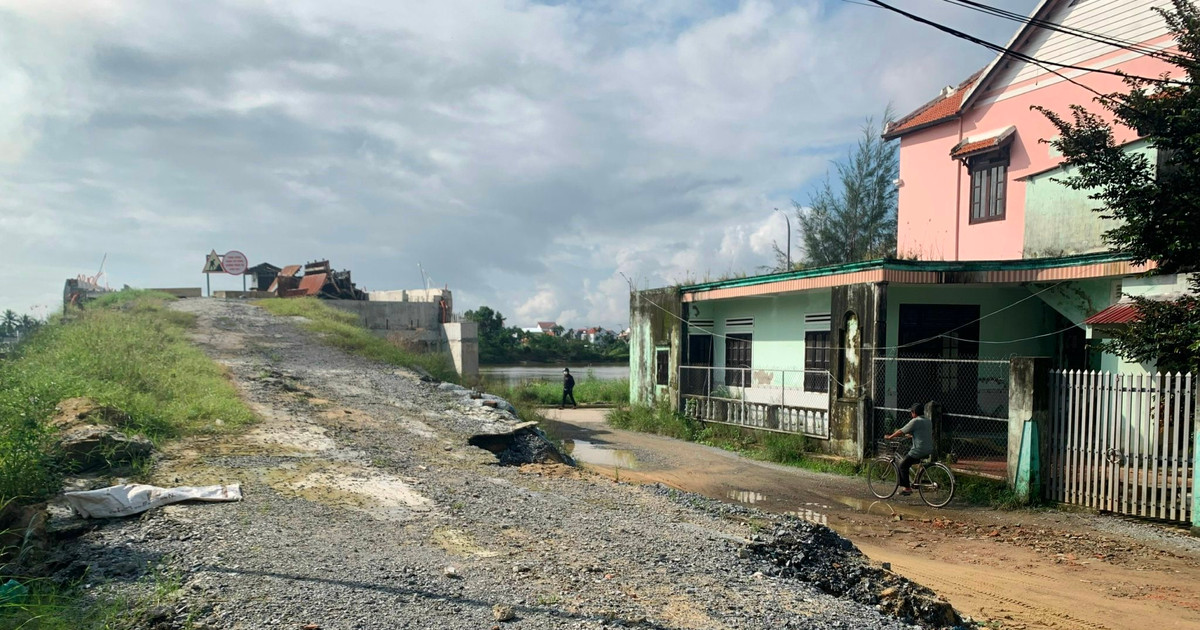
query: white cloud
[{"left": 0, "top": 0, "right": 1037, "bottom": 327}]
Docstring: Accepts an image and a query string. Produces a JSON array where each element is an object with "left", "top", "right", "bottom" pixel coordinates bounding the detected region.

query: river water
[{"left": 479, "top": 364, "right": 628, "bottom": 385}]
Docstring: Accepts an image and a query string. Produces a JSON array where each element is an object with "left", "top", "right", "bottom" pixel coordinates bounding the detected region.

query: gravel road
[{"left": 48, "top": 299, "right": 961, "bottom": 630}]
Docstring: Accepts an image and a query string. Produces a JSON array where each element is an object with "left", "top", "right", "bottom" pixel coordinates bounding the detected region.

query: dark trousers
[
  {"left": 561, "top": 390, "right": 576, "bottom": 407},
  {"left": 898, "top": 455, "right": 921, "bottom": 488}
]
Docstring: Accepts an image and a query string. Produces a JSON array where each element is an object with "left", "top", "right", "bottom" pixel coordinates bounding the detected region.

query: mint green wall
[
  {"left": 885, "top": 285, "right": 1058, "bottom": 358},
  {"left": 692, "top": 290, "right": 832, "bottom": 372},
  {"left": 1023, "top": 140, "right": 1155, "bottom": 258},
  {"left": 1036, "top": 280, "right": 1115, "bottom": 326}
]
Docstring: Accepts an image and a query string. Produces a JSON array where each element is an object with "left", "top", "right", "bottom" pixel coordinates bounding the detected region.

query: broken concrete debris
[
  {"left": 491, "top": 604, "right": 516, "bottom": 622},
  {"left": 437, "top": 383, "right": 576, "bottom": 466},
  {"left": 50, "top": 398, "right": 152, "bottom": 472}
]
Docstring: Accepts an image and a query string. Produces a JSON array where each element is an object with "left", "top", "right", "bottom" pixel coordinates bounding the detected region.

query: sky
[{"left": 0, "top": 0, "right": 1039, "bottom": 328}]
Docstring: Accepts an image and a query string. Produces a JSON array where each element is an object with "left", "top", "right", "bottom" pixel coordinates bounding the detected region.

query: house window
[
  {"left": 804, "top": 330, "right": 831, "bottom": 393},
  {"left": 725, "top": 333, "right": 752, "bottom": 387},
  {"left": 969, "top": 150, "right": 1008, "bottom": 223},
  {"left": 655, "top": 349, "right": 669, "bottom": 386}
]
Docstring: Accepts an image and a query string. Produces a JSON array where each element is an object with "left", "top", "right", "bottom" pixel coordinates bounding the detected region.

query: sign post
[
  {"left": 202, "top": 250, "right": 224, "bottom": 297},
  {"left": 222, "top": 251, "right": 248, "bottom": 294},
  {"left": 202, "top": 250, "right": 249, "bottom": 297}
]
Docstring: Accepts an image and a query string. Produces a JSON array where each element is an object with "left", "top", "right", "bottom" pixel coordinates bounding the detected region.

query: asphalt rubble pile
[
  {"left": 437, "top": 382, "right": 576, "bottom": 467},
  {"left": 745, "top": 522, "right": 964, "bottom": 629},
  {"left": 655, "top": 486, "right": 967, "bottom": 630}
]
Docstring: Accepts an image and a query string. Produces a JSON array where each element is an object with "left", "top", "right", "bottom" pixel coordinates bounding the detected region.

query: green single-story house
[{"left": 629, "top": 252, "right": 1181, "bottom": 476}]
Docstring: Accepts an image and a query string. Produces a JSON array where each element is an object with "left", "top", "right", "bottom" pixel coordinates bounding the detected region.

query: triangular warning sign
[{"left": 203, "top": 250, "right": 224, "bottom": 273}]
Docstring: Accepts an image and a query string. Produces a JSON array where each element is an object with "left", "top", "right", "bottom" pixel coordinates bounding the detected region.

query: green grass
[
  {"left": 1, "top": 564, "right": 187, "bottom": 630},
  {"left": 0, "top": 290, "right": 255, "bottom": 505},
  {"left": 254, "top": 298, "right": 458, "bottom": 382},
  {"left": 955, "top": 473, "right": 1028, "bottom": 509},
  {"left": 490, "top": 377, "right": 629, "bottom": 406}
]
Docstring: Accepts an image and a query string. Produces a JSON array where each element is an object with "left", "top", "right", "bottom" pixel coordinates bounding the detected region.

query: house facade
[
  {"left": 629, "top": 0, "right": 1187, "bottom": 484},
  {"left": 885, "top": 0, "right": 1180, "bottom": 263}
]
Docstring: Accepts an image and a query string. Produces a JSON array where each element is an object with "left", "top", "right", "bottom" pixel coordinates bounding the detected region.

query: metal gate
[
  {"left": 1047, "top": 370, "right": 1195, "bottom": 523},
  {"left": 871, "top": 357, "right": 1010, "bottom": 478}
]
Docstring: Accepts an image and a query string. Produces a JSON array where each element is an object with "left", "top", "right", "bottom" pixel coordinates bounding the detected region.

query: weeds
[
  {"left": 0, "top": 289, "right": 255, "bottom": 504},
  {"left": 955, "top": 474, "right": 1029, "bottom": 509},
  {"left": 495, "top": 377, "right": 629, "bottom": 406},
  {"left": 254, "top": 298, "right": 458, "bottom": 382},
  {"left": 0, "top": 563, "right": 187, "bottom": 630}
]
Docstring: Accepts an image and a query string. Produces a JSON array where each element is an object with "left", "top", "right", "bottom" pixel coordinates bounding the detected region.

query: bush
[
  {"left": 0, "top": 290, "right": 255, "bottom": 504},
  {"left": 606, "top": 402, "right": 701, "bottom": 441},
  {"left": 254, "top": 298, "right": 458, "bottom": 382}
]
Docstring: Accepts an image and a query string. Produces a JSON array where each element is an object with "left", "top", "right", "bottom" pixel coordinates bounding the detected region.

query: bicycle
[{"left": 866, "top": 440, "right": 956, "bottom": 508}]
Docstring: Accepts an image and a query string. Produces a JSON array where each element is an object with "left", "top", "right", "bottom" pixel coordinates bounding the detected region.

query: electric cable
[
  {"left": 636, "top": 279, "right": 1077, "bottom": 353},
  {"left": 940, "top": 0, "right": 1187, "bottom": 65},
  {"left": 862, "top": 0, "right": 1187, "bottom": 86}
]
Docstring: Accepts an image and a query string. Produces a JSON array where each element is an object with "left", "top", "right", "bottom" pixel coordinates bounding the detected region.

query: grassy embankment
[
  {"left": 253, "top": 297, "right": 458, "bottom": 382},
  {"left": 606, "top": 403, "right": 1025, "bottom": 508},
  {"left": 0, "top": 289, "right": 256, "bottom": 629},
  {"left": 0, "top": 290, "right": 254, "bottom": 504}
]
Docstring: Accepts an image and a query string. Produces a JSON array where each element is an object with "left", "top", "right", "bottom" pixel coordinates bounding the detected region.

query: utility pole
[{"left": 774, "top": 208, "right": 791, "bottom": 270}]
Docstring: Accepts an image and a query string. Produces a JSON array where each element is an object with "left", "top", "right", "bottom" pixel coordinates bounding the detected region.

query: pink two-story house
[{"left": 885, "top": 0, "right": 1180, "bottom": 263}]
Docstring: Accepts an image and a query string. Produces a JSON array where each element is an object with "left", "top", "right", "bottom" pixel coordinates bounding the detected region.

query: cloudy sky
[{"left": 1, "top": 0, "right": 1037, "bottom": 328}]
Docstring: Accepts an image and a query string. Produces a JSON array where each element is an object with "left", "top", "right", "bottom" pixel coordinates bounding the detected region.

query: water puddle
[
  {"left": 726, "top": 489, "right": 831, "bottom": 527},
  {"left": 563, "top": 438, "right": 638, "bottom": 469}
]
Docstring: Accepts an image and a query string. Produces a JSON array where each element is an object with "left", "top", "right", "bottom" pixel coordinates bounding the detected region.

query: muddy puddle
[{"left": 562, "top": 438, "right": 638, "bottom": 469}]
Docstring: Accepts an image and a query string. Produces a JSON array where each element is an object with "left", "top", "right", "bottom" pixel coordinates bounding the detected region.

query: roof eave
[
  {"left": 678, "top": 251, "right": 1140, "bottom": 296},
  {"left": 882, "top": 113, "right": 961, "bottom": 140},
  {"left": 959, "top": 0, "right": 1060, "bottom": 110}
]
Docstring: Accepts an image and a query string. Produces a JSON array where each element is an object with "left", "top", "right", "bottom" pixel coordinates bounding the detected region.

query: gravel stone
[{"left": 38, "top": 299, "right": 965, "bottom": 629}]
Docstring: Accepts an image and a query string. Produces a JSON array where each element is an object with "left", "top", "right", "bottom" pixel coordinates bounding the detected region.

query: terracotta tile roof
[
  {"left": 949, "top": 126, "right": 1016, "bottom": 159},
  {"left": 883, "top": 71, "right": 982, "bottom": 140},
  {"left": 1085, "top": 303, "right": 1141, "bottom": 325}
]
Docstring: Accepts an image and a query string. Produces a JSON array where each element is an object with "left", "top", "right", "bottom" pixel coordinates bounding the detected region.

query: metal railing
[{"left": 679, "top": 365, "right": 831, "bottom": 439}]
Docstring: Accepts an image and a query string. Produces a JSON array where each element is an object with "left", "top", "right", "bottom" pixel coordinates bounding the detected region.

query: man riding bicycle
[{"left": 884, "top": 402, "right": 933, "bottom": 496}]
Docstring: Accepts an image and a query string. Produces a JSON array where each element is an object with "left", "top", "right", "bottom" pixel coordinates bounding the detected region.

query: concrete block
[{"left": 150, "top": 288, "right": 203, "bottom": 298}]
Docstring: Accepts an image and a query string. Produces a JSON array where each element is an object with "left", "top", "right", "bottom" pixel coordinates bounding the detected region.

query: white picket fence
[{"left": 1047, "top": 370, "right": 1195, "bottom": 523}]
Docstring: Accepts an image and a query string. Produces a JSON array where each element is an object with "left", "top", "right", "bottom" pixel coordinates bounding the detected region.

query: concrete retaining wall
[
  {"left": 150, "top": 288, "right": 203, "bottom": 298},
  {"left": 326, "top": 300, "right": 477, "bottom": 378}
]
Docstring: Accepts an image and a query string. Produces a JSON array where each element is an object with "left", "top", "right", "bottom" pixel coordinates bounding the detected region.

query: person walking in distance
[
  {"left": 884, "top": 403, "right": 934, "bottom": 496},
  {"left": 560, "top": 368, "right": 577, "bottom": 409}
]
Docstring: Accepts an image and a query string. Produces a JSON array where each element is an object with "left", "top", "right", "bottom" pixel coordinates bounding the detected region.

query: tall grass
[
  {"left": 493, "top": 377, "right": 629, "bottom": 406},
  {"left": 254, "top": 298, "right": 458, "bottom": 382},
  {"left": 0, "top": 290, "right": 255, "bottom": 504}
]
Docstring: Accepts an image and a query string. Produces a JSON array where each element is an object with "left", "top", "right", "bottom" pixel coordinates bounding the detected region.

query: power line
[
  {"left": 635, "top": 280, "right": 1077, "bottom": 354},
  {"left": 862, "top": 0, "right": 1187, "bottom": 86},
  {"left": 940, "top": 0, "right": 1187, "bottom": 66}
]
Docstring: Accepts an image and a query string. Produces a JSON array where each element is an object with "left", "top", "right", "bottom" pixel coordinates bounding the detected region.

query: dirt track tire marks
[{"left": 886, "top": 562, "right": 1111, "bottom": 630}]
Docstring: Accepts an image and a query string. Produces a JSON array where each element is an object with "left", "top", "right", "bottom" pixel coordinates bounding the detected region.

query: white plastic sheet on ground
[{"left": 64, "top": 484, "right": 242, "bottom": 518}]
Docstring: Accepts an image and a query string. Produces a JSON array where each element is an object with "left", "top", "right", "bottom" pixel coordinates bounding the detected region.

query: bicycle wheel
[
  {"left": 866, "top": 458, "right": 899, "bottom": 499},
  {"left": 916, "top": 463, "right": 956, "bottom": 508}
]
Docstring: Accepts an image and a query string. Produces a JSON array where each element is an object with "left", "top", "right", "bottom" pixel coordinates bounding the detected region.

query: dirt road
[
  {"left": 51, "top": 299, "right": 954, "bottom": 629},
  {"left": 541, "top": 408, "right": 1200, "bottom": 630}
]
